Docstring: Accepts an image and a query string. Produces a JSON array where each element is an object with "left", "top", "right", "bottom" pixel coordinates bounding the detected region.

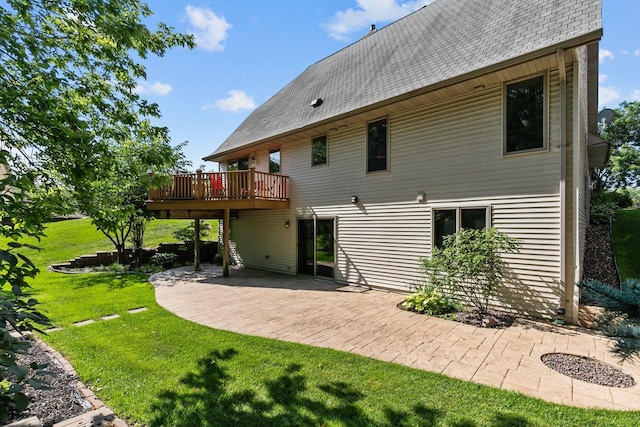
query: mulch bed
[
  {"left": 6, "top": 337, "right": 89, "bottom": 426},
  {"left": 397, "top": 302, "right": 515, "bottom": 328}
]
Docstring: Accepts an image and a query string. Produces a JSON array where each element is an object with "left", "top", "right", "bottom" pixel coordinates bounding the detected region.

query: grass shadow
[
  {"left": 149, "top": 349, "right": 445, "bottom": 426},
  {"left": 69, "top": 272, "right": 148, "bottom": 290}
]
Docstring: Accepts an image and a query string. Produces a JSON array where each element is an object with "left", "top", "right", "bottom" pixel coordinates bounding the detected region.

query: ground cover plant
[{"left": 7, "top": 219, "right": 640, "bottom": 425}]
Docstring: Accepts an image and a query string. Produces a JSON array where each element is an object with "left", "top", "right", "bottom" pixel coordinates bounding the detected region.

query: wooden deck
[{"left": 146, "top": 169, "right": 290, "bottom": 219}]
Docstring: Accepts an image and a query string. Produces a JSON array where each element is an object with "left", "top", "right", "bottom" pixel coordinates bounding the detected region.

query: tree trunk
[{"left": 115, "top": 244, "right": 126, "bottom": 264}]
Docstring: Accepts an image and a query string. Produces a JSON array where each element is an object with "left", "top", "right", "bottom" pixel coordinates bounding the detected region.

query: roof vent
[
  {"left": 362, "top": 24, "right": 377, "bottom": 38},
  {"left": 310, "top": 98, "right": 323, "bottom": 108}
]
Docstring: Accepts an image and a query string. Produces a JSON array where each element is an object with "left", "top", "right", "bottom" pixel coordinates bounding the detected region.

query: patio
[{"left": 151, "top": 265, "right": 640, "bottom": 411}]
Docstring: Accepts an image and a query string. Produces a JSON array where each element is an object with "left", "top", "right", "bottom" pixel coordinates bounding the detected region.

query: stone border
[{"left": 32, "top": 336, "right": 129, "bottom": 426}]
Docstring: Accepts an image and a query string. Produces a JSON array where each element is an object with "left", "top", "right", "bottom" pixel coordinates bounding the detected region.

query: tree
[
  {"left": 0, "top": 0, "right": 193, "bottom": 419},
  {"left": 593, "top": 101, "right": 640, "bottom": 190},
  {"left": 75, "top": 138, "right": 189, "bottom": 263}
]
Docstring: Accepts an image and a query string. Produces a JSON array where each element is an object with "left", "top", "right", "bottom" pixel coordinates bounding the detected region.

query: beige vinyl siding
[
  {"left": 230, "top": 210, "right": 295, "bottom": 274},
  {"left": 228, "top": 58, "right": 568, "bottom": 319}
]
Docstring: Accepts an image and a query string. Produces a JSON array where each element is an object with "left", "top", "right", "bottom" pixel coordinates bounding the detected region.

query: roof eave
[{"left": 204, "top": 28, "right": 603, "bottom": 163}]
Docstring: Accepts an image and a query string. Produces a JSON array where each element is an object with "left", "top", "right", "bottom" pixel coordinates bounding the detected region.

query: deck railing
[{"left": 148, "top": 169, "right": 290, "bottom": 202}]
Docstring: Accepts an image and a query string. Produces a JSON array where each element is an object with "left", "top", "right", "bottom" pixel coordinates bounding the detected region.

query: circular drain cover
[{"left": 541, "top": 353, "right": 636, "bottom": 388}]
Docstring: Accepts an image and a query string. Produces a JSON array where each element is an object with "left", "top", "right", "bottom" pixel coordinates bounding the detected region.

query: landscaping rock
[
  {"left": 541, "top": 352, "right": 636, "bottom": 388},
  {"left": 583, "top": 223, "right": 620, "bottom": 290}
]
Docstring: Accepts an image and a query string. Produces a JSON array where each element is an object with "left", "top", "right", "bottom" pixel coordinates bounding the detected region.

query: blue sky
[{"left": 140, "top": 0, "right": 639, "bottom": 169}]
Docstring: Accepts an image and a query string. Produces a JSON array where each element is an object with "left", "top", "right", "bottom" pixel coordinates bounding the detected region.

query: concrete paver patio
[{"left": 152, "top": 265, "right": 640, "bottom": 411}]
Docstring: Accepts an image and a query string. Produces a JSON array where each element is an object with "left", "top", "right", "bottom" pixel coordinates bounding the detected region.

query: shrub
[
  {"left": 172, "top": 221, "right": 212, "bottom": 242},
  {"left": 579, "top": 278, "right": 640, "bottom": 360},
  {"left": 420, "top": 228, "right": 520, "bottom": 314},
  {"left": 590, "top": 189, "right": 635, "bottom": 224},
  {"left": 149, "top": 253, "right": 178, "bottom": 268},
  {"left": 401, "top": 284, "right": 460, "bottom": 316},
  {"left": 590, "top": 201, "right": 618, "bottom": 225}
]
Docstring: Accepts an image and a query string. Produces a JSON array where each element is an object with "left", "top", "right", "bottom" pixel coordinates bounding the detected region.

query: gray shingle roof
[{"left": 207, "top": 0, "right": 602, "bottom": 159}]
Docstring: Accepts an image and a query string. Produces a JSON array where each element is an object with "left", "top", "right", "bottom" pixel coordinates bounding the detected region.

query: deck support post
[
  {"left": 223, "top": 209, "right": 230, "bottom": 277},
  {"left": 194, "top": 218, "right": 201, "bottom": 271}
]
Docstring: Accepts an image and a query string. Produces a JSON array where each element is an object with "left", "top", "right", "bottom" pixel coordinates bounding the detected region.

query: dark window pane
[
  {"left": 367, "top": 118, "right": 388, "bottom": 172},
  {"left": 506, "top": 76, "right": 544, "bottom": 153},
  {"left": 312, "top": 135, "right": 327, "bottom": 166},
  {"left": 238, "top": 157, "right": 249, "bottom": 170},
  {"left": 434, "top": 209, "right": 456, "bottom": 249},
  {"left": 228, "top": 156, "right": 249, "bottom": 171},
  {"left": 461, "top": 208, "right": 487, "bottom": 230},
  {"left": 269, "top": 150, "right": 280, "bottom": 173}
]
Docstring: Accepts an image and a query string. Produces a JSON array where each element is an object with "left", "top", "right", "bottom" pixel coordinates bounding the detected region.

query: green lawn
[
  {"left": 9, "top": 219, "right": 638, "bottom": 425},
  {"left": 612, "top": 209, "right": 640, "bottom": 281}
]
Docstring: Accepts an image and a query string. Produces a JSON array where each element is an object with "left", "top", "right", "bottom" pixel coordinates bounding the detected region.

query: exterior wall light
[
  {"left": 351, "top": 196, "right": 358, "bottom": 204},
  {"left": 284, "top": 220, "right": 291, "bottom": 229}
]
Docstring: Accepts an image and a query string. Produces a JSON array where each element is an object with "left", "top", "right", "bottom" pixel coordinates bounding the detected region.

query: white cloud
[
  {"left": 635, "top": 50, "right": 640, "bottom": 56},
  {"left": 185, "top": 5, "right": 231, "bottom": 52},
  {"left": 133, "top": 81, "right": 172, "bottom": 96},
  {"left": 205, "top": 90, "right": 256, "bottom": 112},
  {"left": 620, "top": 49, "right": 630, "bottom": 55},
  {"left": 599, "top": 74, "right": 608, "bottom": 83},
  {"left": 323, "top": 0, "right": 434, "bottom": 41},
  {"left": 599, "top": 49, "right": 614, "bottom": 63},
  {"left": 599, "top": 86, "right": 620, "bottom": 108},
  {"left": 631, "top": 89, "right": 640, "bottom": 102}
]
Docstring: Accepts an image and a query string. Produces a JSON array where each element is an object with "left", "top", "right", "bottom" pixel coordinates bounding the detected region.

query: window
[
  {"left": 269, "top": 149, "right": 280, "bottom": 173},
  {"left": 228, "top": 157, "right": 249, "bottom": 171},
  {"left": 433, "top": 207, "right": 488, "bottom": 248},
  {"left": 312, "top": 135, "right": 327, "bottom": 166},
  {"left": 505, "top": 75, "right": 545, "bottom": 154},
  {"left": 367, "top": 117, "right": 388, "bottom": 172}
]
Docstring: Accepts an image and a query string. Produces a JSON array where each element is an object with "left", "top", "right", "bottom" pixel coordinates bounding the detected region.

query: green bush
[
  {"left": 420, "top": 228, "right": 520, "bottom": 314},
  {"left": 590, "top": 189, "right": 635, "bottom": 224},
  {"left": 172, "top": 221, "right": 212, "bottom": 242},
  {"left": 401, "top": 285, "right": 460, "bottom": 316},
  {"left": 590, "top": 201, "right": 618, "bottom": 225},
  {"left": 149, "top": 253, "right": 178, "bottom": 267}
]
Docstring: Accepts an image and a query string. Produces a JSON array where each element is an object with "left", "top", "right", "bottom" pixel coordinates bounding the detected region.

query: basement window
[{"left": 433, "top": 207, "right": 489, "bottom": 249}]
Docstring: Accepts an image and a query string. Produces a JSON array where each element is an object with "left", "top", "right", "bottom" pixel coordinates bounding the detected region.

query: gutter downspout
[{"left": 557, "top": 48, "right": 569, "bottom": 324}]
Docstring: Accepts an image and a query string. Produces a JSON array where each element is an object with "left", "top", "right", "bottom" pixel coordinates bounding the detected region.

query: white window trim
[
  {"left": 366, "top": 116, "right": 390, "bottom": 174},
  {"left": 502, "top": 72, "right": 549, "bottom": 156}
]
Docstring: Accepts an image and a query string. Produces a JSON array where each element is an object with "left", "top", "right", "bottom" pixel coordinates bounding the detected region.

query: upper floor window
[
  {"left": 505, "top": 75, "right": 545, "bottom": 154},
  {"left": 228, "top": 157, "right": 249, "bottom": 171},
  {"left": 312, "top": 135, "right": 327, "bottom": 166},
  {"left": 269, "top": 149, "right": 281, "bottom": 173},
  {"left": 367, "top": 117, "right": 388, "bottom": 172},
  {"left": 433, "top": 207, "right": 489, "bottom": 249}
]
